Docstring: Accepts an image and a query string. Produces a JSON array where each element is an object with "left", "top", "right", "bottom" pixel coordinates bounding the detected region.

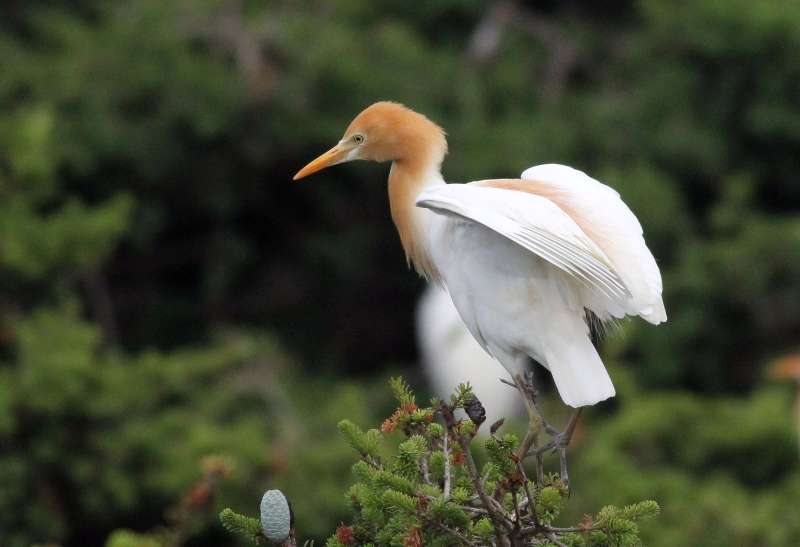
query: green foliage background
[{"left": 1, "top": 0, "right": 798, "bottom": 545}]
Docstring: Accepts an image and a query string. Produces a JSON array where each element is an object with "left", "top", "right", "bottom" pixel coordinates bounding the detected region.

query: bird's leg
[
  {"left": 533, "top": 407, "right": 582, "bottom": 491},
  {"left": 552, "top": 408, "right": 582, "bottom": 491},
  {"left": 517, "top": 371, "right": 564, "bottom": 445},
  {"left": 513, "top": 372, "right": 544, "bottom": 484},
  {"left": 511, "top": 371, "right": 583, "bottom": 490},
  {"left": 520, "top": 370, "right": 561, "bottom": 437}
]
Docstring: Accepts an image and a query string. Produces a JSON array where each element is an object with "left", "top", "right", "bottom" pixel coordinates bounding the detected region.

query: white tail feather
[{"left": 544, "top": 337, "right": 615, "bottom": 408}]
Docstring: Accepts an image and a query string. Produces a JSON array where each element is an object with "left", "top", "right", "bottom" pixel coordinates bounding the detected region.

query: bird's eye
[{"left": 353, "top": 134, "right": 365, "bottom": 144}]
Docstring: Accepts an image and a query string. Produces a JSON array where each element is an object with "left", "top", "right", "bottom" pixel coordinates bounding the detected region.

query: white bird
[
  {"left": 417, "top": 285, "right": 523, "bottom": 425},
  {"left": 294, "top": 102, "right": 666, "bottom": 410}
]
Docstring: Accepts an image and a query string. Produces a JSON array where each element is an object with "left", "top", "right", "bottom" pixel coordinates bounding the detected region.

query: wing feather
[
  {"left": 416, "top": 184, "right": 630, "bottom": 300},
  {"left": 520, "top": 164, "right": 666, "bottom": 324}
]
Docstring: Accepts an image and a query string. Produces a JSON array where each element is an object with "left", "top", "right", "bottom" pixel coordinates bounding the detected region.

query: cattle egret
[
  {"left": 417, "top": 285, "right": 523, "bottom": 426},
  {"left": 294, "top": 102, "right": 665, "bottom": 455}
]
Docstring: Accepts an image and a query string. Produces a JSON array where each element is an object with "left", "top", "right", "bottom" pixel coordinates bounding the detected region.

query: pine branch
[
  {"left": 219, "top": 508, "right": 265, "bottom": 543},
  {"left": 441, "top": 401, "right": 511, "bottom": 545},
  {"left": 219, "top": 377, "right": 661, "bottom": 546}
]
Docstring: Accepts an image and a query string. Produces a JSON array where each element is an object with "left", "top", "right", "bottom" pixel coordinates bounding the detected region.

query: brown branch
[
  {"left": 517, "top": 460, "right": 539, "bottom": 526},
  {"left": 511, "top": 488, "right": 522, "bottom": 533},
  {"left": 518, "top": 523, "right": 598, "bottom": 536},
  {"left": 420, "top": 453, "right": 431, "bottom": 485},
  {"left": 443, "top": 426, "right": 452, "bottom": 499},
  {"left": 440, "top": 402, "right": 511, "bottom": 546}
]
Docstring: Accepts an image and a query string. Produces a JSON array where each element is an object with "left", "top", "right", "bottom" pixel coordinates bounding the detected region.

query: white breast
[{"left": 429, "top": 215, "right": 562, "bottom": 367}]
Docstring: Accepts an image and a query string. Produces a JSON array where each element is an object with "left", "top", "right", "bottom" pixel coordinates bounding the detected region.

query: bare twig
[
  {"left": 441, "top": 402, "right": 511, "bottom": 545},
  {"left": 420, "top": 453, "right": 431, "bottom": 485},
  {"left": 499, "top": 378, "right": 518, "bottom": 389},
  {"left": 458, "top": 505, "right": 490, "bottom": 516},
  {"left": 422, "top": 494, "right": 490, "bottom": 516},
  {"left": 511, "top": 488, "right": 522, "bottom": 529},
  {"left": 517, "top": 460, "right": 539, "bottom": 525},
  {"left": 443, "top": 427, "right": 452, "bottom": 499},
  {"left": 519, "top": 523, "right": 598, "bottom": 535}
]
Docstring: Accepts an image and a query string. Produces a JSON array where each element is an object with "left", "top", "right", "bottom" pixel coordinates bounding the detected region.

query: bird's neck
[{"left": 388, "top": 155, "right": 444, "bottom": 280}]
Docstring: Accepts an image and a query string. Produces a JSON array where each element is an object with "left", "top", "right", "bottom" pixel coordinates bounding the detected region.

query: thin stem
[
  {"left": 499, "top": 377, "right": 517, "bottom": 389},
  {"left": 517, "top": 460, "right": 539, "bottom": 525},
  {"left": 459, "top": 505, "right": 490, "bottom": 515},
  {"left": 518, "top": 524, "right": 598, "bottom": 535},
  {"left": 443, "top": 426, "right": 451, "bottom": 499},
  {"left": 545, "top": 525, "right": 598, "bottom": 533},
  {"left": 420, "top": 453, "right": 431, "bottom": 485},
  {"left": 440, "top": 402, "right": 511, "bottom": 545},
  {"left": 511, "top": 488, "right": 522, "bottom": 529},
  {"left": 422, "top": 494, "right": 490, "bottom": 516}
]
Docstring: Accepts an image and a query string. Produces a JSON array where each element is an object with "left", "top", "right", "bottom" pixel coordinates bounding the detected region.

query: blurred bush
[
  {"left": 567, "top": 376, "right": 800, "bottom": 546},
  {"left": 0, "top": 305, "right": 391, "bottom": 545},
  {"left": 1, "top": 0, "right": 798, "bottom": 545}
]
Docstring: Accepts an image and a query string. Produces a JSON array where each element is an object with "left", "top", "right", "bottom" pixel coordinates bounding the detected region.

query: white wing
[
  {"left": 520, "top": 164, "right": 666, "bottom": 324},
  {"left": 416, "top": 183, "right": 630, "bottom": 301}
]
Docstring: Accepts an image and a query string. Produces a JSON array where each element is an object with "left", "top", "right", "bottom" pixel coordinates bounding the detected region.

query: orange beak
[{"left": 293, "top": 145, "right": 348, "bottom": 181}]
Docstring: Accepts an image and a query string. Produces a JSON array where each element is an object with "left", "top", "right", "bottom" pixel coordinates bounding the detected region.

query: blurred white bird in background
[{"left": 416, "top": 285, "right": 523, "bottom": 426}]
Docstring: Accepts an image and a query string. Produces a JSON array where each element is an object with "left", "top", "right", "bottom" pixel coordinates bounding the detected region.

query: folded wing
[
  {"left": 416, "top": 183, "right": 630, "bottom": 302},
  {"left": 519, "top": 164, "right": 666, "bottom": 324}
]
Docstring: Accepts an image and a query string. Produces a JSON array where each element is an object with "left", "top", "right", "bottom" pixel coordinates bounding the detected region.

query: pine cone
[
  {"left": 260, "top": 490, "right": 293, "bottom": 542},
  {"left": 464, "top": 395, "right": 486, "bottom": 426}
]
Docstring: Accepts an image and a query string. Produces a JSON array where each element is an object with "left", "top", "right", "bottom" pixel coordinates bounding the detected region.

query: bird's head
[{"left": 293, "top": 101, "right": 447, "bottom": 181}]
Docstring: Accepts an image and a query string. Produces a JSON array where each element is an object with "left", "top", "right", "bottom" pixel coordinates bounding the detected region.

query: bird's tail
[{"left": 543, "top": 332, "right": 615, "bottom": 408}]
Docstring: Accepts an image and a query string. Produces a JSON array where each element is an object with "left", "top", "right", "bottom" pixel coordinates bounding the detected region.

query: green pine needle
[
  {"left": 380, "top": 489, "right": 417, "bottom": 514},
  {"left": 620, "top": 500, "right": 661, "bottom": 521},
  {"left": 219, "top": 508, "right": 263, "bottom": 542},
  {"left": 338, "top": 420, "right": 381, "bottom": 458},
  {"left": 389, "top": 376, "right": 415, "bottom": 406}
]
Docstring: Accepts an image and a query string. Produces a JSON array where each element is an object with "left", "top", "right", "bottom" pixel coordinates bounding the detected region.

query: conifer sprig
[
  {"left": 219, "top": 508, "right": 265, "bottom": 543},
  {"left": 220, "top": 377, "right": 661, "bottom": 546}
]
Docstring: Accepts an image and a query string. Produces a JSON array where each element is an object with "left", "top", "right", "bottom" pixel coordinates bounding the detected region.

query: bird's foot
[
  {"left": 509, "top": 373, "right": 583, "bottom": 491},
  {"left": 537, "top": 408, "right": 582, "bottom": 493}
]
